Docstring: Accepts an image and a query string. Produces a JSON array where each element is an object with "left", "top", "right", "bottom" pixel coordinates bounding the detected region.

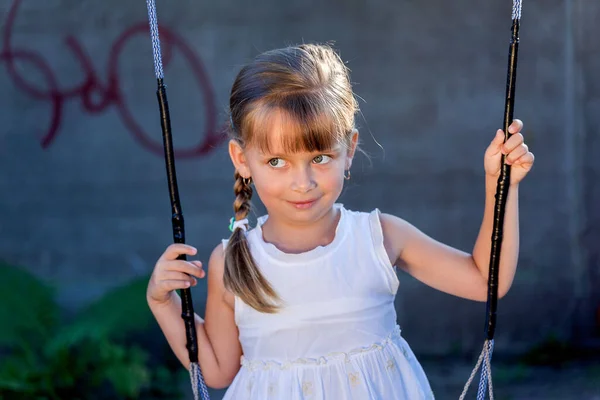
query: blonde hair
[{"left": 224, "top": 43, "right": 359, "bottom": 313}]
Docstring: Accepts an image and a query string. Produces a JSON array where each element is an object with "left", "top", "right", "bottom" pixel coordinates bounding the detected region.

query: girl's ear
[
  {"left": 229, "top": 139, "right": 251, "bottom": 178},
  {"left": 345, "top": 129, "right": 359, "bottom": 170}
]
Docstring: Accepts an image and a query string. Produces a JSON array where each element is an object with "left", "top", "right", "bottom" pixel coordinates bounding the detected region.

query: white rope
[
  {"left": 458, "top": 339, "right": 495, "bottom": 400},
  {"left": 190, "top": 363, "right": 210, "bottom": 400},
  {"left": 512, "top": 0, "right": 522, "bottom": 20},
  {"left": 145, "top": 0, "right": 165, "bottom": 79},
  {"left": 484, "top": 344, "right": 495, "bottom": 400},
  {"left": 476, "top": 340, "right": 495, "bottom": 400},
  {"left": 459, "top": 342, "right": 485, "bottom": 400},
  {"left": 190, "top": 363, "right": 199, "bottom": 400}
]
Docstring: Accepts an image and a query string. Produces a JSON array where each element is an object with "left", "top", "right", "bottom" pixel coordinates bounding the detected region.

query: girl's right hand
[{"left": 147, "top": 244, "right": 206, "bottom": 306}]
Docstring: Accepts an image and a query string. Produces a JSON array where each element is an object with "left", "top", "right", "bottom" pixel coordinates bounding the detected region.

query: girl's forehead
[{"left": 244, "top": 107, "right": 346, "bottom": 155}]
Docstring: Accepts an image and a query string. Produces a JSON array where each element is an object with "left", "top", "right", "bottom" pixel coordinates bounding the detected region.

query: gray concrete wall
[{"left": 1, "top": 0, "right": 598, "bottom": 355}]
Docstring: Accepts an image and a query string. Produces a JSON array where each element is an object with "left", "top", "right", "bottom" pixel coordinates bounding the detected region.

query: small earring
[
  {"left": 344, "top": 170, "right": 351, "bottom": 180},
  {"left": 243, "top": 177, "right": 252, "bottom": 186}
]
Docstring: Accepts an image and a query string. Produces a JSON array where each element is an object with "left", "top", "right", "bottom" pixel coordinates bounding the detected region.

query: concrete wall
[{"left": 1, "top": 0, "right": 598, "bottom": 355}]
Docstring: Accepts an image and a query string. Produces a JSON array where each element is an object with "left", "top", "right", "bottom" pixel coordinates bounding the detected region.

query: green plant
[
  {"left": 0, "top": 263, "right": 57, "bottom": 348},
  {"left": 0, "top": 262, "right": 183, "bottom": 400},
  {"left": 491, "top": 363, "right": 533, "bottom": 384},
  {"left": 519, "top": 334, "right": 586, "bottom": 367}
]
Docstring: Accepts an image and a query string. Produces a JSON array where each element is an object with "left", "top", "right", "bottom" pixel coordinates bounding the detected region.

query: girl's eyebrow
[
  {"left": 257, "top": 150, "right": 283, "bottom": 158},
  {"left": 314, "top": 147, "right": 342, "bottom": 155},
  {"left": 259, "top": 149, "right": 339, "bottom": 158}
]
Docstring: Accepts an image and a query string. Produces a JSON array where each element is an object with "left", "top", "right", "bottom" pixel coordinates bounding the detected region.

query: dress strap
[{"left": 368, "top": 209, "right": 400, "bottom": 294}]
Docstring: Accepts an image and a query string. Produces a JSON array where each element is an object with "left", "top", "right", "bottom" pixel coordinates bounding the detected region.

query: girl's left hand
[{"left": 484, "top": 119, "right": 535, "bottom": 185}]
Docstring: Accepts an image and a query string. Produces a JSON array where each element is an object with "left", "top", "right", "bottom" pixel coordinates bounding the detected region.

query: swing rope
[
  {"left": 459, "top": 340, "right": 495, "bottom": 400},
  {"left": 144, "top": 1, "right": 210, "bottom": 399},
  {"left": 460, "top": 1, "right": 521, "bottom": 399}
]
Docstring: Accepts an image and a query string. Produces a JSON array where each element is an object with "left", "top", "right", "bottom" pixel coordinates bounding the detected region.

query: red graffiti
[{"left": 1, "top": 0, "right": 225, "bottom": 158}]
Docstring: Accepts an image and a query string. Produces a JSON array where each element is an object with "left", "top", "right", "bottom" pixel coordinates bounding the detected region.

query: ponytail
[{"left": 223, "top": 171, "right": 280, "bottom": 313}]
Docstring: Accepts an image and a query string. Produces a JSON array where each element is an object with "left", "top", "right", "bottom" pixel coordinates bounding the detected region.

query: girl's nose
[{"left": 291, "top": 165, "right": 316, "bottom": 193}]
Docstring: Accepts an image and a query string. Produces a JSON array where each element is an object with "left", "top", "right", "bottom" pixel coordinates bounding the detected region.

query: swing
[
  {"left": 142, "top": 1, "right": 523, "bottom": 399},
  {"left": 144, "top": 2, "right": 209, "bottom": 399},
  {"left": 459, "top": 2, "right": 522, "bottom": 399}
]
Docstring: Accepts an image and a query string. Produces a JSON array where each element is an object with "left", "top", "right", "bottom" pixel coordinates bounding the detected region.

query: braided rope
[
  {"left": 459, "top": 342, "right": 485, "bottom": 400},
  {"left": 145, "top": 0, "right": 164, "bottom": 79},
  {"left": 191, "top": 363, "right": 211, "bottom": 400},
  {"left": 485, "top": 342, "right": 495, "bottom": 399},
  {"left": 512, "top": 0, "right": 522, "bottom": 20},
  {"left": 476, "top": 340, "right": 495, "bottom": 400},
  {"left": 459, "top": 339, "right": 495, "bottom": 400}
]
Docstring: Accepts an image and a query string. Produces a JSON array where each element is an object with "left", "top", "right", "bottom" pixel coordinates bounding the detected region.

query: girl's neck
[{"left": 261, "top": 207, "right": 340, "bottom": 254}]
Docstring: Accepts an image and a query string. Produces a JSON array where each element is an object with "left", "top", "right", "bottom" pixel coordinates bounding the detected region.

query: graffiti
[{"left": 1, "top": 0, "right": 225, "bottom": 158}]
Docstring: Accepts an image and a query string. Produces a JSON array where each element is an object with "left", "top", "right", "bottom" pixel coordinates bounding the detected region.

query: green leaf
[
  {"left": 103, "top": 345, "right": 151, "bottom": 398},
  {"left": 0, "top": 262, "right": 58, "bottom": 349},
  {"left": 55, "top": 276, "right": 154, "bottom": 346}
]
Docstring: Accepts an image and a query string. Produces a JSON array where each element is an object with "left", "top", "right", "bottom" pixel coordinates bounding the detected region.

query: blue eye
[
  {"left": 268, "top": 158, "right": 287, "bottom": 168},
  {"left": 313, "top": 155, "right": 332, "bottom": 164}
]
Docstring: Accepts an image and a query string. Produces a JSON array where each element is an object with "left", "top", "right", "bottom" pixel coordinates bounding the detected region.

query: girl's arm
[
  {"left": 380, "top": 178, "right": 519, "bottom": 301},
  {"left": 380, "top": 121, "right": 533, "bottom": 301},
  {"left": 148, "top": 243, "right": 242, "bottom": 388},
  {"left": 472, "top": 177, "right": 519, "bottom": 297}
]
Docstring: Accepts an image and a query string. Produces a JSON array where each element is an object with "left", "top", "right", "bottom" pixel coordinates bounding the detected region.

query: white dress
[{"left": 222, "top": 204, "right": 434, "bottom": 399}]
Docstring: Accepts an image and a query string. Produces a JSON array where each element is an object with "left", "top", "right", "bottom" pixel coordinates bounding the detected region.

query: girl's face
[{"left": 229, "top": 111, "right": 358, "bottom": 225}]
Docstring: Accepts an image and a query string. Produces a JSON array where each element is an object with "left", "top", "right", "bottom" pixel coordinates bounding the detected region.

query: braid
[
  {"left": 223, "top": 170, "right": 281, "bottom": 313},
  {"left": 233, "top": 171, "right": 252, "bottom": 221}
]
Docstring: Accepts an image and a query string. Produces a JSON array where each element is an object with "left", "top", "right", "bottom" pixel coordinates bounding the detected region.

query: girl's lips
[{"left": 288, "top": 199, "right": 318, "bottom": 209}]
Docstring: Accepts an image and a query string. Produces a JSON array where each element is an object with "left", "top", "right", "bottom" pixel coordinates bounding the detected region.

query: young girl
[{"left": 147, "top": 44, "right": 534, "bottom": 399}]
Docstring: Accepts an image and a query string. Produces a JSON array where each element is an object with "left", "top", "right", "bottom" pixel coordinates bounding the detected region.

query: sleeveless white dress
[{"left": 222, "top": 204, "right": 434, "bottom": 399}]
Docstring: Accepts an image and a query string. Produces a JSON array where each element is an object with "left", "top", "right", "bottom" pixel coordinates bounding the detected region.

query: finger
[
  {"left": 162, "top": 260, "right": 204, "bottom": 277},
  {"left": 161, "top": 279, "right": 194, "bottom": 292},
  {"left": 191, "top": 261, "right": 206, "bottom": 278},
  {"left": 159, "top": 244, "right": 198, "bottom": 261},
  {"left": 486, "top": 129, "right": 506, "bottom": 156},
  {"left": 502, "top": 133, "right": 524, "bottom": 154},
  {"left": 162, "top": 271, "right": 198, "bottom": 287},
  {"left": 506, "top": 144, "right": 528, "bottom": 164},
  {"left": 511, "top": 151, "right": 535, "bottom": 167},
  {"left": 508, "top": 119, "right": 523, "bottom": 134}
]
